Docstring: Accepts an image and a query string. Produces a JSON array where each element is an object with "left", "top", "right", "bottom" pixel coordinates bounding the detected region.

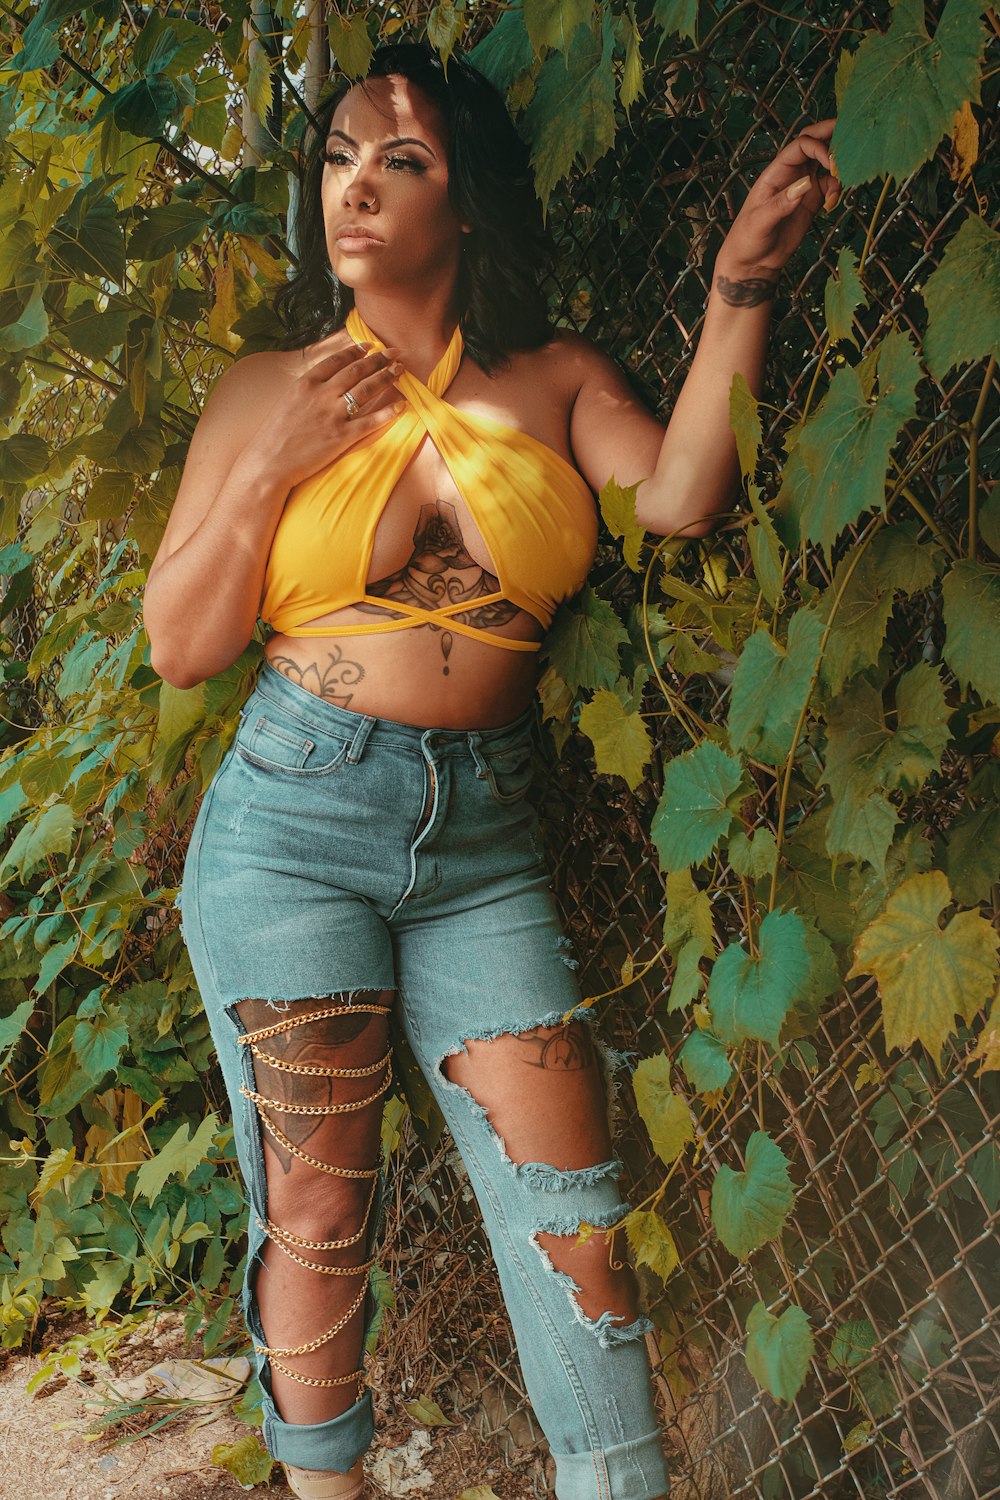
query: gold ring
[{"left": 344, "top": 391, "right": 361, "bottom": 419}]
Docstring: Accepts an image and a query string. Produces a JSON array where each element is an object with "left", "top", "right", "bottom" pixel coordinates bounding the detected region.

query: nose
[{"left": 342, "top": 162, "right": 378, "bottom": 212}]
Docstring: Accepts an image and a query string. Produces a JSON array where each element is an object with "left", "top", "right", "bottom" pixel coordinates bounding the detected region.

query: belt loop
[
  {"left": 346, "top": 714, "right": 376, "bottom": 763},
  {"left": 466, "top": 730, "right": 489, "bottom": 781}
]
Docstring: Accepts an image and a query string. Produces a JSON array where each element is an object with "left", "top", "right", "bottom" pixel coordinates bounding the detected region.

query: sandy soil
[{"left": 0, "top": 1302, "right": 548, "bottom": 1500}]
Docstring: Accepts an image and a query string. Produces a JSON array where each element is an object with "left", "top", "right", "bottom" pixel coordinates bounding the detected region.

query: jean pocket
[
  {"left": 481, "top": 740, "right": 535, "bottom": 805},
  {"left": 235, "top": 712, "right": 350, "bottom": 776}
]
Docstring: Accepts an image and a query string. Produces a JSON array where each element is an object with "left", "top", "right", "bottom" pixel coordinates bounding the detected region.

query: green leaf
[
  {"left": 651, "top": 742, "right": 743, "bottom": 872},
  {"left": 678, "top": 1028, "right": 732, "bottom": 1094},
  {"left": 728, "top": 603, "right": 821, "bottom": 762},
  {"left": 62, "top": 299, "right": 130, "bottom": 359},
  {"left": 922, "top": 214, "right": 1000, "bottom": 380},
  {"left": 729, "top": 372, "right": 762, "bottom": 485},
  {"left": 942, "top": 559, "right": 1000, "bottom": 704},
  {"left": 0, "top": 281, "right": 49, "bottom": 353},
  {"left": 652, "top": 0, "right": 699, "bottom": 43},
  {"left": 711, "top": 1130, "right": 795, "bottom": 1260},
  {"left": 72, "top": 1008, "right": 129, "bottom": 1084},
  {"left": 849, "top": 870, "right": 1000, "bottom": 1061},
  {"left": 467, "top": 6, "right": 536, "bottom": 91},
  {"left": 132, "top": 1114, "right": 220, "bottom": 1204},
  {"left": 0, "top": 433, "right": 51, "bottom": 481},
  {"left": 523, "top": 0, "right": 593, "bottom": 54},
  {"left": 728, "top": 608, "right": 822, "bottom": 765},
  {"left": 327, "top": 12, "right": 373, "bottom": 78},
  {"left": 824, "top": 246, "right": 866, "bottom": 347},
  {"left": 632, "top": 1052, "right": 694, "bottom": 1166},
  {"left": 93, "top": 76, "right": 181, "bottom": 139},
  {"left": 946, "top": 805, "right": 1000, "bottom": 905},
  {"left": 663, "top": 869, "right": 714, "bottom": 955},
  {"left": 211, "top": 1435, "right": 273, "bottom": 1487},
  {"left": 129, "top": 202, "right": 209, "bottom": 260},
  {"left": 828, "top": 1317, "right": 878, "bottom": 1370},
  {"left": 746, "top": 486, "right": 784, "bottom": 607},
  {"left": 745, "top": 1300, "right": 814, "bottom": 1403},
  {"left": 832, "top": 0, "right": 987, "bottom": 189},
  {"left": 776, "top": 330, "right": 920, "bottom": 556},
  {"left": 820, "top": 524, "right": 939, "bottom": 696},
  {"left": 545, "top": 586, "right": 628, "bottom": 694},
  {"left": 6, "top": 14, "right": 60, "bottom": 72},
  {"left": 599, "top": 476, "right": 645, "bottom": 570},
  {"left": 727, "top": 829, "right": 777, "bottom": 880},
  {"left": 824, "top": 663, "right": 951, "bottom": 812},
  {"left": 578, "top": 689, "right": 652, "bottom": 789},
  {"left": 523, "top": 13, "right": 616, "bottom": 213},
  {"left": 1, "top": 802, "right": 74, "bottom": 884},
  {"left": 624, "top": 1209, "right": 680, "bottom": 1284},
  {"left": 826, "top": 792, "right": 898, "bottom": 880},
  {"left": 709, "top": 909, "right": 813, "bottom": 1048}
]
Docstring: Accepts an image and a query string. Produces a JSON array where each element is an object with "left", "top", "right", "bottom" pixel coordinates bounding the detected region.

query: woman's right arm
[{"left": 143, "top": 341, "right": 403, "bottom": 689}]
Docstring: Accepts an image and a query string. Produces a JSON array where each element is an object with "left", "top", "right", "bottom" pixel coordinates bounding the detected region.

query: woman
[{"left": 143, "top": 39, "right": 838, "bottom": 1500}]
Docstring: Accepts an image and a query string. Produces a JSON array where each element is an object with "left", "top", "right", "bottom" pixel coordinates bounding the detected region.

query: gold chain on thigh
[{"left": 236, "top": 1001, "right": 392, "bottom": 1391}]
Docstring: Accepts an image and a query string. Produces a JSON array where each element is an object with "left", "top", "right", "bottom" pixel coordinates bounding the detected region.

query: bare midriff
[{"left": 262, "top": 607, "right": 543, "bottom": 730}]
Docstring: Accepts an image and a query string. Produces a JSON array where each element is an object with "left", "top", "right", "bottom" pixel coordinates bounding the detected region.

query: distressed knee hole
[
  {"left": 440, "top": 1018, "right": 619, "bottom": 1173},
  {"left": 534, "top": 1220, "right": 643, "bottom": 1326}
]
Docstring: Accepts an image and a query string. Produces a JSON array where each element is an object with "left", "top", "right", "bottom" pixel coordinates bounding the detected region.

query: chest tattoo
[{"left": 358, "top": 499, "right": 521, "bottom": 675}]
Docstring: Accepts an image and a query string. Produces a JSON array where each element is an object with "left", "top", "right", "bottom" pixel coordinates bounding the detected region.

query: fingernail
[
  {"left": 786, "top": 176, "right": 811, "bottom": 200},
  {"left": 823, "top": 190, "right": 839, "bottom": 212}
]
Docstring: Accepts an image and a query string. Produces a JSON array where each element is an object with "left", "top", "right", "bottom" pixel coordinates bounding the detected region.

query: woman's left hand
[{"left": 715, "top": 118, "right": 841, "bottom": 281}]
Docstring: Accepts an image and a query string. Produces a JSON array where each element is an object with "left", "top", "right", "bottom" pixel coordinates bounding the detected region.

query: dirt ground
[{"left": 0, "top": 1301, "right": 546, "bottom": 1500}]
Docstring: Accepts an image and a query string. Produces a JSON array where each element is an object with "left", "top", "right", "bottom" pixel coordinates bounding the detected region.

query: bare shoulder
[{"left": 542, "top": 326, "right": 620, "bottom": 394}]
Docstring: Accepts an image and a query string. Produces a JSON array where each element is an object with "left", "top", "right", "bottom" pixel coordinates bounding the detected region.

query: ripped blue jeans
[{"left": 175, "top": 660, "right": 670, "bottom": 1500}]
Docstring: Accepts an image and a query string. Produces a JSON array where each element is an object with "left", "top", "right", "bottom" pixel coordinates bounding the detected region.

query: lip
[{"left": 335, "top": 227, "right": 384, "bottom": 250}]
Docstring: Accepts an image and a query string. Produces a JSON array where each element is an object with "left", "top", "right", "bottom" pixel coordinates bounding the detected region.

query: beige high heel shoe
[{"left": 281, "top": 1458, "right": 365, "bottom": 1499}]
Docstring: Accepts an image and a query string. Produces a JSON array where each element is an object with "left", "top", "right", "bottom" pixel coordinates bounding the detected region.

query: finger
[
  {"left": 351, "top": 398, "right": 407, "bottom": 433},
  {"left": 314, "top": 346, "right": 399, "bottom": 385},
  {"left": 346, "top": 360, "right": 405, "bottom": 409}
]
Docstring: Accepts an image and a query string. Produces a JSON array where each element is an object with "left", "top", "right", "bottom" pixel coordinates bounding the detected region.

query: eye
[{"left": 386, "top": 154, "right": 425, "bottom": 172}]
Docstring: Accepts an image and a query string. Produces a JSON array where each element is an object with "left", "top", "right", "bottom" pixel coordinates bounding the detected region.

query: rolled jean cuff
[
  {"left": 262, "top": 1387, "right": 374, "bottom": 1471},
  {"left": 552, "top": 1429, "right": 670, "bottom": 1500}
]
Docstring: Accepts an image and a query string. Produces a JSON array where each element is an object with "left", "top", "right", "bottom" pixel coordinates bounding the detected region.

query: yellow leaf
[
  {"left": 238, "top": 234, "right": 286, "bottom": 284},
  {"left": 31, "top": 1145, "right": 75, "bottom": 1203},
  {"left": 625, "top": 1208, "right": 679, "bottom": 1284},
  {"left": 578, "top": 689, "right": 652, "bottom": 790},
  {"left": 849, "top": 871, "right": 999, "bottom": 1063},
  {"left": 854, "top": 1060, "right": 882, "bottom": 1090},
  {"left": 946, "top": 100, "right": 978, "bottom": 186},
  {"left": 632, "top": 1052, "right": 694, "bottom": 1165},
  {"left": 403, "top": 1394, "right": 453, "bottom": 1426},
  {"left": 208, "top": 246, "right": 240, "bottom": 352},
  {"left": 970, "top": 992, "right": 1000, "bottom": 1074}
]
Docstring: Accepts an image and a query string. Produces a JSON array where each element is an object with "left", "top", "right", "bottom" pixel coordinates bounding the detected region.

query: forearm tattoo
[
  {"left": 715, "top": 274, "right": 778, "bottom": 308},
  {"left": 358, "top": 498, "right": 520, "bottom": 676},
  {"left": 268, "top": 646, "right": 365, "bottom": 706},
  {"left": 515, "top": 1023, "right": 597, "bottom": 1071}
]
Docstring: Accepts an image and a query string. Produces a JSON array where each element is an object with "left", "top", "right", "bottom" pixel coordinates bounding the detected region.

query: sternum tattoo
[{"left": 357, "top": 498, "right": 521, "bottom": 675}]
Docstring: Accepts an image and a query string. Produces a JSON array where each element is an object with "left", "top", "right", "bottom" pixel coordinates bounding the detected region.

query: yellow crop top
[{"left": 258, "top": 308, "right": 598, "bottom": 652}]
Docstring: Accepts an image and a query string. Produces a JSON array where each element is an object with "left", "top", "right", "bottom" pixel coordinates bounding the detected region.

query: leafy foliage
[{"left": 0, "top": 0, "right": 997, "bottom": 1477}]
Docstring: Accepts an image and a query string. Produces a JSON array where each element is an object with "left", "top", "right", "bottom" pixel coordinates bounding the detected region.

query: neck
[{"left": 351, "top": 286, "right": 463, "bottom": 382}]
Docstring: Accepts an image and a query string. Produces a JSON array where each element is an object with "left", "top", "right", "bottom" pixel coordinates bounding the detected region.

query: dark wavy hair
[{"left": 270, "top": 41, "right": 556, "bottom": 374}]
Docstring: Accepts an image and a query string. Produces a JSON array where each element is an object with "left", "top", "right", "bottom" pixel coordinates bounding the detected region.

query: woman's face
[{"left": 321, "top": 75, "right": 469, "bottom": 293}]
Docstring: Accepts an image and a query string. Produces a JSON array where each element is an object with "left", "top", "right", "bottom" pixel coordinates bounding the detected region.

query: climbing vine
[{"left": 0, "top": 0, "right": 997, "bottom": 1486}]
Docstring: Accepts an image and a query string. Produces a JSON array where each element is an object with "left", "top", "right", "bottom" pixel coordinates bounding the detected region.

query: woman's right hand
[{"left": 247, "top": 338, "right": 405, "bottom": 490}]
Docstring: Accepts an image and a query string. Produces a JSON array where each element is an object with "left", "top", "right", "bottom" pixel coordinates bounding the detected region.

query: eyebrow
[{"left": 325, "top": 129, "right": 437, "bottom": 160}]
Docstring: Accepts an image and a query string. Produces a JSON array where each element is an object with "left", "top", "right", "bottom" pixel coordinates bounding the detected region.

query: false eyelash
[{"left": 320, "top": 149, "right": 426, "bottom": 173}]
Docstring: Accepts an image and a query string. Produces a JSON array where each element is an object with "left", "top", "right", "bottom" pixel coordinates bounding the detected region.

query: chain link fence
[
  {"left": 5, "top": 2, "right": 997, "bottom": 1496},
  {"left": 373, "top": 6, "right": 1000, "bottom": 1499}
]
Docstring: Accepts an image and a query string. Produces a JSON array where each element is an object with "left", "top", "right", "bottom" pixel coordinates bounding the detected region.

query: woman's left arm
[{"left": 567, "top": 119, "right": 841, "bottom": 538}]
